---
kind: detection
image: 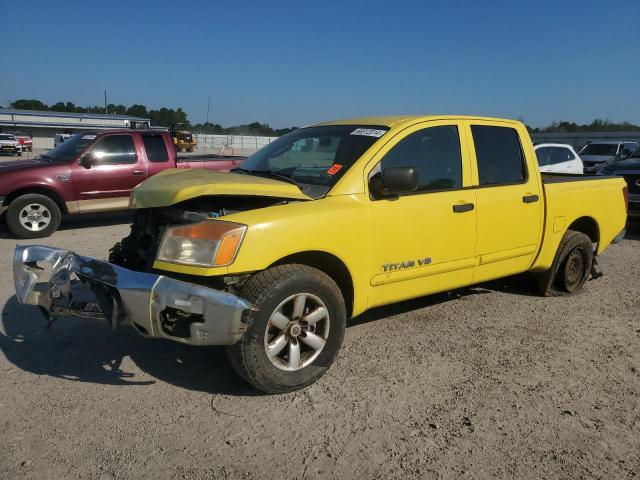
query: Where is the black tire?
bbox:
[6,194,62,239]
[536,230,593,296]
[226,264,346,394]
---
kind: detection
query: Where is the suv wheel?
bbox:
[6,194,62,239]
[226,264,346,394]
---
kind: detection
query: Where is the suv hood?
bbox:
[130,168,312,209]
[0,158,43,172]
[581,155,615,164]
[599,158,640,175]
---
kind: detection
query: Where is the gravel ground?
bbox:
[1,215,639,479]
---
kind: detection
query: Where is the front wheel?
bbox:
[226,264,346,394]
[5,194,62,239]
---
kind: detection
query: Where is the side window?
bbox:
[142,134,169,162]
[535,147,550,166]
[471,126,526,185]
[372,125,462,192]
[542,147,575,165]
[90,135,136,165]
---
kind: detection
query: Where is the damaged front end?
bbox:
[13,245,253,346]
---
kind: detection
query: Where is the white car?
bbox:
[54,133,73,147]
[0,134,23,156]
[534,143,583,174]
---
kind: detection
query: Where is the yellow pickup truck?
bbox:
[14,115,628,393]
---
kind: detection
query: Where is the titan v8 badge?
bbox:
[383,257,431,272]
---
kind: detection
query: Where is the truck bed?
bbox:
[531,172,627,273]
[541,172,617,183]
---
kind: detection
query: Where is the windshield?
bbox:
[238,125,389,197]
[42,133,96,163]
[0,134,16,141]
[579,144,618,156]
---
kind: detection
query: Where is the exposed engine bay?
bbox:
[108,195,289,272]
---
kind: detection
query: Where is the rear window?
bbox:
[142,134,169,162]
[471,125,526,185]
[536,146,575,166]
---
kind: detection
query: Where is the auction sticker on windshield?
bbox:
[326,164,343,175]
[350,128,387,137]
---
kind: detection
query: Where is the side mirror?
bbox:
[79,153,97,168]
[370,167,418,198]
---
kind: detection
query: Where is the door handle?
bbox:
[132,170,145,175]
[523,194,539,203]
[452,203,474,213]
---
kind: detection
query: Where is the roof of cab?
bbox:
[312,115,521,129]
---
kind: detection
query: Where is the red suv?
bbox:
[0,129,245,238]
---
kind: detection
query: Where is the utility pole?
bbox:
[104,90,108,114]
[206,95,211,126]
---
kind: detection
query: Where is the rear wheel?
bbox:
[537,230,593,296]
[226,264,346,394]
[6,194,62,239]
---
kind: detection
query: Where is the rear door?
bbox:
[72,133,146,212]
[465,121,544,283]
[142,133,174,177]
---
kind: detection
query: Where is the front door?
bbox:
[367,121,477,308]
[465,122,543,283]
[72,133,147,212]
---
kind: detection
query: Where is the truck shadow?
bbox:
[1,275,538,395]
[0,296,254,396]
[624,219,640,240]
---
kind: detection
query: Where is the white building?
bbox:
[0,108,150,149]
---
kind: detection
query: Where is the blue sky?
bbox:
[1,0,638,128]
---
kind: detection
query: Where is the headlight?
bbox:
[157,221,246,267]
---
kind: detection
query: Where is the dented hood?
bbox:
[130,169,312,208]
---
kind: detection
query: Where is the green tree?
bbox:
[10,99,49,111]
[126,104,149,118]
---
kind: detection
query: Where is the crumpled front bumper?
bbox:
[13,245,253,346]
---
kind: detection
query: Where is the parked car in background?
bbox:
[11,131,33,152]
[0,134,23,156]
[579,141,639,174]
[0,129,245,238]
[534,143,583,174]
[598,146,640,217]
[54,133,72,147]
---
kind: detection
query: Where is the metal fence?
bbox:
[530,131,640,149]
[194,134,278,156]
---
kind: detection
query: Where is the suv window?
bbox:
[536,146,575,166]
[142,134,169,162]
[471,126,526,185]
[91,135,137,165]
[372,125,462,192]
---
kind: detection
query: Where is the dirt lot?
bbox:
[1,214,639,479]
